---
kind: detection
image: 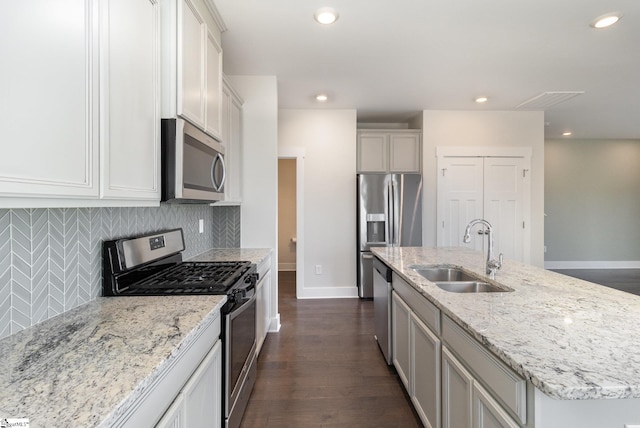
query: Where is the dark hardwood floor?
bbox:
[240,271,422,428]
[551,269,640,296]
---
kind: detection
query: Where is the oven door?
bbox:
[224,291,257,428]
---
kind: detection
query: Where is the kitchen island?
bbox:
[373,246,640,427]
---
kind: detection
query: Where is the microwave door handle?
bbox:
[211,153,226,192]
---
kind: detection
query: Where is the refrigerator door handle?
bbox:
[392,179,399,246]
[388,180,394,246]
[385,181,391,246]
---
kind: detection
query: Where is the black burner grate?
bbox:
[124,261,252,295]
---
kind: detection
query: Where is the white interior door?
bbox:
[437,157,484,249]
[437,153,531,263]
[483,157,529,262]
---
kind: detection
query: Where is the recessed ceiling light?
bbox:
[591,12,622,29]
[562,132,572,136]
[316,94,328,102]
[475,96,488,103]
[314,7,339,25]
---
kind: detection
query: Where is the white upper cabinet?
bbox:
[217,77,243,205]
[0,0,100,202]
[162,0,224,141]
[100,0,160,201]
[0,0,161,207]
[357,130,422,173]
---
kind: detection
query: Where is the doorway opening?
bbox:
[277,149,305,298]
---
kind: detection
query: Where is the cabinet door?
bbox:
[183,340,222,427]
[357,133,388,172]
[178,0,205,128]
[204,30,222,140]
[389,133,421,173]
[100,0,160,201]
[256,270,272,354]
[0,0,99,199]
[473,382,519,428]
[391,291,411,390]
[221,79,243,204]
[156,393,185,428]
[411,313,441,428]
[442,346,473,428]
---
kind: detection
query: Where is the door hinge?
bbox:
[442,168,447,176]
[523,169,529,178]
[523,221,525,229]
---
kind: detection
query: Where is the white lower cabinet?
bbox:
[391,290,440,428]
[389,268,526,428]
[442,346,473,428]
[473,382,519,428]
[392,291,411,390]
[411,313,441,428]
[256,256,272,355]
[157,339,222,428]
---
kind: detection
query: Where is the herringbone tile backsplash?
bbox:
[0,204,240,339]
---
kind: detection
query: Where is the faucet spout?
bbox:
[463,219,503,277]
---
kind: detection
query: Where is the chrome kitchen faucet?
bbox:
[463,219,503,278]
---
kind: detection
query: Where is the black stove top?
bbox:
[102,229,257,297]
[125,261,253,295]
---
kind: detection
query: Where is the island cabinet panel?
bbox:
[411,312,441,428]
[392,284,441,428]
[442,315,527,425]
[442,346,473,428]
[473,381,519,428]
[392,291,411,390]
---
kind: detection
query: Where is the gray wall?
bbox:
[0,204,240,339]
[545,139,640,263]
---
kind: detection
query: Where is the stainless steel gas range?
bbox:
[103,228,257,428]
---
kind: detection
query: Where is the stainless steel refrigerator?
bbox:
[357,173,423,298]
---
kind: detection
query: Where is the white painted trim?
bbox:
[278,263,296,271]
[436,146,532,158]
[297,286,359,299]
[278,148,305,300]
[544,261,640,270]
[268,313,281,333]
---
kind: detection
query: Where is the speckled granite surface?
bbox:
[372,246,640,401]
[0,295,225,427]
[189,248,272,265]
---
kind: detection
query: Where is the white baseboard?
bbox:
[268,313,281,332]
[544,261,640,270]
[296,286,359,299]
[278,263,296,271]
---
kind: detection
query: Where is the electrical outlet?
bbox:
[315,265,322,275]
[544,245,547,253]
[198,219,204,234]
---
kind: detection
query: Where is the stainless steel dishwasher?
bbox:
[373,257,393,365]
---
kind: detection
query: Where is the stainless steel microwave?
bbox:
[161,118,226,203]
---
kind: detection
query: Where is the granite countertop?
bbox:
[0,295,226,427]
[0,247,270,426]
[372,246,640,401]
[188,248,272,265]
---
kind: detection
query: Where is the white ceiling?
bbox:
[215,0,640,139]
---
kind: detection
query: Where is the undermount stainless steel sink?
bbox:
[411,266,513,293]
[412,267,478,282]
[434,281,512,293]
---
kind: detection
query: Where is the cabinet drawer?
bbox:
[392,272,440,334]
[442,315,526,424]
